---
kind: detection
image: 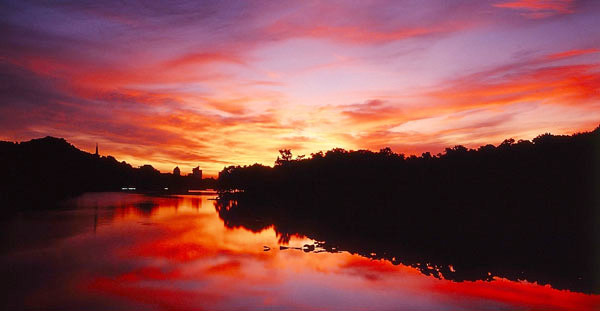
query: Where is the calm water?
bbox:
[1,193,597,310]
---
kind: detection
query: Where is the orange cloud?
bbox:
[430,64,600,109]
[2,1,599,177]
[331,55,600,156]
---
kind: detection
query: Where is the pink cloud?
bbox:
[493,0,575,18]
[546,48,600,60]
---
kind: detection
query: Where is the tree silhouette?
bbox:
[215,125,600,293]
[275,149,293,166]
[0,137,213,206]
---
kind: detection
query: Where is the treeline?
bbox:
[216,126,600,293]
[0,136,214,208]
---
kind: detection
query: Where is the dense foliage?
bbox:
[216,126,600,293]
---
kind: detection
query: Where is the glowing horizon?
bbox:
[1,0,599,176]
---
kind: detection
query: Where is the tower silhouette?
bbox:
[95,143,99,157]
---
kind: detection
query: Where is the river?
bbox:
[1,193,597,310]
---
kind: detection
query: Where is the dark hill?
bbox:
[0,137,210,208]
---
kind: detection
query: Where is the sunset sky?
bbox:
[1,0,599,175]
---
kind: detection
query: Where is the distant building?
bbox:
[192,166,202,179]
[95,143,99,157]
[173,166,181,176]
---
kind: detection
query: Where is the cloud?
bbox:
[431,277,600,310]
[163,52,246,68]
[88,277,217,311]
[259,1,477,45]
[339,257,419,281]
[429,64,600,109]
[493,0,575,18]
[546,48,600,60]
[325,48,600,155]
[1,0,599,175]
[340,99,403,124]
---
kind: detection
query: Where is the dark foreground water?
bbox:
[1,193,598,310]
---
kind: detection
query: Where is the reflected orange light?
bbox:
[73,195,600,310]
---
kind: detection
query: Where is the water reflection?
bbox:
[1,193,598,310]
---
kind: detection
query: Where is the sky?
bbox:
[1,0,599,176]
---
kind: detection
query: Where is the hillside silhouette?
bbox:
[216,126,600,293]
[0,137,214,208]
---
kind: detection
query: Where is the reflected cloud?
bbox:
[2,194,597,310]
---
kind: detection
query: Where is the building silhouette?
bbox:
[192,166,202,179]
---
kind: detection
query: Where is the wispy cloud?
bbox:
[545,48,600,60]
[493,0,575,18]
[1,0,599,174]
